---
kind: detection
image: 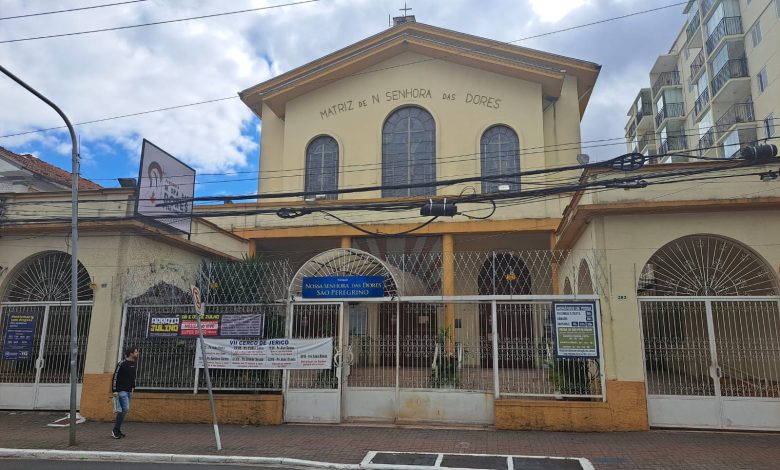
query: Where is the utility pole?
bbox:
[0,65,80,446]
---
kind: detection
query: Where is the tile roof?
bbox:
[0,146,102,191]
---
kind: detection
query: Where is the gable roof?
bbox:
[0,147,102,191]
[240,21,600,119]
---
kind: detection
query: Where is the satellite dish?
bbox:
[576,154,590,166]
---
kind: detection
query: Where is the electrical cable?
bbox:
[0,0,320,44]
[0,0,148,21]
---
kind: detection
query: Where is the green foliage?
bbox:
[549,358,594,396]
[430,326,460,387]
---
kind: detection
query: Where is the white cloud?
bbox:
[0,0,681,179]
[529,0,591,23]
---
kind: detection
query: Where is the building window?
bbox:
[480,125,520,193]
[757,66,768,93]
[750,22,762,47]
[305,135,339,199]
[765,113,776,139]
[382,106,436,197]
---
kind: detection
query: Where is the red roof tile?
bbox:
[0,147,103,191]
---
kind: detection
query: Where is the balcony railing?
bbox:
[690,49,705,79]
[715,101,754,140]
[711,58,749,96]
[694,88,710,116]
[637,133,653,152]
[706,16,743,54]
[652,71,681,97]
[698,126,716,154]
[655,102,685,127]
[701,0,715,17]
[627,119,637,139]
[635,103,653,128]
[660,135,688,155]
[686,11,701,43]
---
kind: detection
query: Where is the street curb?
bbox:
[0,448,361,469]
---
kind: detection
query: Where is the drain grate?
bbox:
[363,451,591,470]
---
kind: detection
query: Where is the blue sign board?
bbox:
[302,276,385,298]
[3,313,37,361]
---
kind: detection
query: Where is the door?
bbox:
[284,302,343,423]
[640,298,780,430]
[0,304,92,410]
[379,303,437,368]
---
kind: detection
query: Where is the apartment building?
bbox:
[626,0,779,161]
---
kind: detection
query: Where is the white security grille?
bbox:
[638,235,780,296]
[3,251,93,302]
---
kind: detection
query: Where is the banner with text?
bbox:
[302,275,384,298]
[195,337,333,370]
[2,313,37,361]
[147,313,264,338]
[552,302,599,359]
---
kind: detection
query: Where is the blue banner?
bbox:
[3,313,37,361]
[302,276,385,298]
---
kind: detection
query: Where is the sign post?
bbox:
[191,285,222,451]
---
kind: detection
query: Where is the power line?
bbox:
[0,1,686,143]
[0,0,148,21]
[0,0,320,44]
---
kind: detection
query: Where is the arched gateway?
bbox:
[0,251,94,409]
[638,235,780,430]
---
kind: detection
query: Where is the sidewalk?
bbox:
[1,411,779,469]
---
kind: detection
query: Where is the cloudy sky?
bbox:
[0,0,683,197]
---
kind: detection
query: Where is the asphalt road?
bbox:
[0,460,302,470]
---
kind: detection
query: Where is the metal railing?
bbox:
[686,10,701,43]
[698,126,716,155]
[656,102,685,127]
[626,119,637,139]
[690,49,705,79]
[706,16,743,54]
[694,88,710,117]
[715,101,754,140]
[123,304,287,391]
[652,70,681,97]
[637,133,653,153]
[711,58,749,96]
[701,0,716,17]
[660,135,688,154]
[635,103,653,128]
[640,298,780,398]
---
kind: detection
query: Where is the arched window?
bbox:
[481,125,520,193]
[3,251,93,302]
[305,135,339,199]
[577,259,594,295]
[382,106,436,197]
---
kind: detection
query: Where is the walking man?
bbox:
[111,346,139,439]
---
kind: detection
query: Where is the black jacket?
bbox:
[112,359,137,392]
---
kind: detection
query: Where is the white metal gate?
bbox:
[0,302,93,409]
[640,297,780,430]
[286,298,605,424]
[284,302,343,423]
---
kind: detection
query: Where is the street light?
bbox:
[0,65,81,446]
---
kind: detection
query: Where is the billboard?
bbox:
[135,139,195,234]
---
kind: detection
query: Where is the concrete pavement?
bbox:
[1,411,779,469]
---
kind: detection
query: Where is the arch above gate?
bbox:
[289,248,427,298]
[2,251,93,302]
[638,234,780,296]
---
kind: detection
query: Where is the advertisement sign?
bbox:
[135,139,196,234]
[146,313,264,338]
[552,302,599,358]
[302,276,385,298]
[195,337,333,370]
[2,313,37,361]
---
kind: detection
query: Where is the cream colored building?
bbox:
[2,16,780,432]
[626,0,779,161]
